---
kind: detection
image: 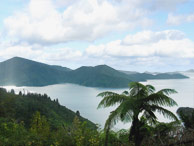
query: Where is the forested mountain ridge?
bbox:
[0,57,188,88]
[0,57,70,86]
[67,65,133,87]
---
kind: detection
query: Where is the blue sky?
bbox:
[0,0,194,72]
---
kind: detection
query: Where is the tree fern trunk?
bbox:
[104,126,110,146]
[129,117,142,146]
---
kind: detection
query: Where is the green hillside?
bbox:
[126,72,188,81]
[68,65,133,87]
[0,88,100,145]
[0,88,95,129]
[0,57,70,86]
[0,57,189,88]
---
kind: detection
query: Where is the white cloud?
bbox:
[4,0,187,44]
[0,29,194,71]
[4,0,150,44]
[86,30,194,58]
[40,48,82,61]
[167,13,194,25]
[122,30,185,45]
[84,30,194,71]
[0,43,43,60]
[0,42,83,66]
[1,0,193,71]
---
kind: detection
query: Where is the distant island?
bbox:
[186,69,194,72]
[0,57,189,88]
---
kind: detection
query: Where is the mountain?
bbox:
[0,57,189,88]
[51,65,72,72]
[0,57,70,86]
[119,70,138,75]
[152,73,188,79]
[0,57,133,87]
[68,65,133,87]
[120,71,188,81]
[186,69,194,72]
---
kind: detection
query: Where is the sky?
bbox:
[0,0,194,72]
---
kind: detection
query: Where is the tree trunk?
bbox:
[129,117,142,146]
[104,127,110,146]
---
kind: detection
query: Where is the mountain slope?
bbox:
[51,65,72,72]
[0,88,95,129]
[0,57,189,88]
[120,71,188,81]
[186,69,194,72]
[67,65,133,87]
[0,57,70,86]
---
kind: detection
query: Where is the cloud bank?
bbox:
[4,0,188,44]
[0,29,193,71]
[0,0,193,71]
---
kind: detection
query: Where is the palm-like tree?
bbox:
[97,82,178,146]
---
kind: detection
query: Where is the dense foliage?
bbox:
[0,57,188,88]
[177,107,194,129]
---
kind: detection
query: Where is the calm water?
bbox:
[2,72,194,130]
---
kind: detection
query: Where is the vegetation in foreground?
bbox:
[98,82,179,146]
[1,82,194,145]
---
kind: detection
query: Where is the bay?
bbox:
[2,72,194,130]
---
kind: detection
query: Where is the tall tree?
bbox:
[97,82,178,146]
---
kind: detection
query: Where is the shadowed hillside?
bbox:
[0,57,189,88]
